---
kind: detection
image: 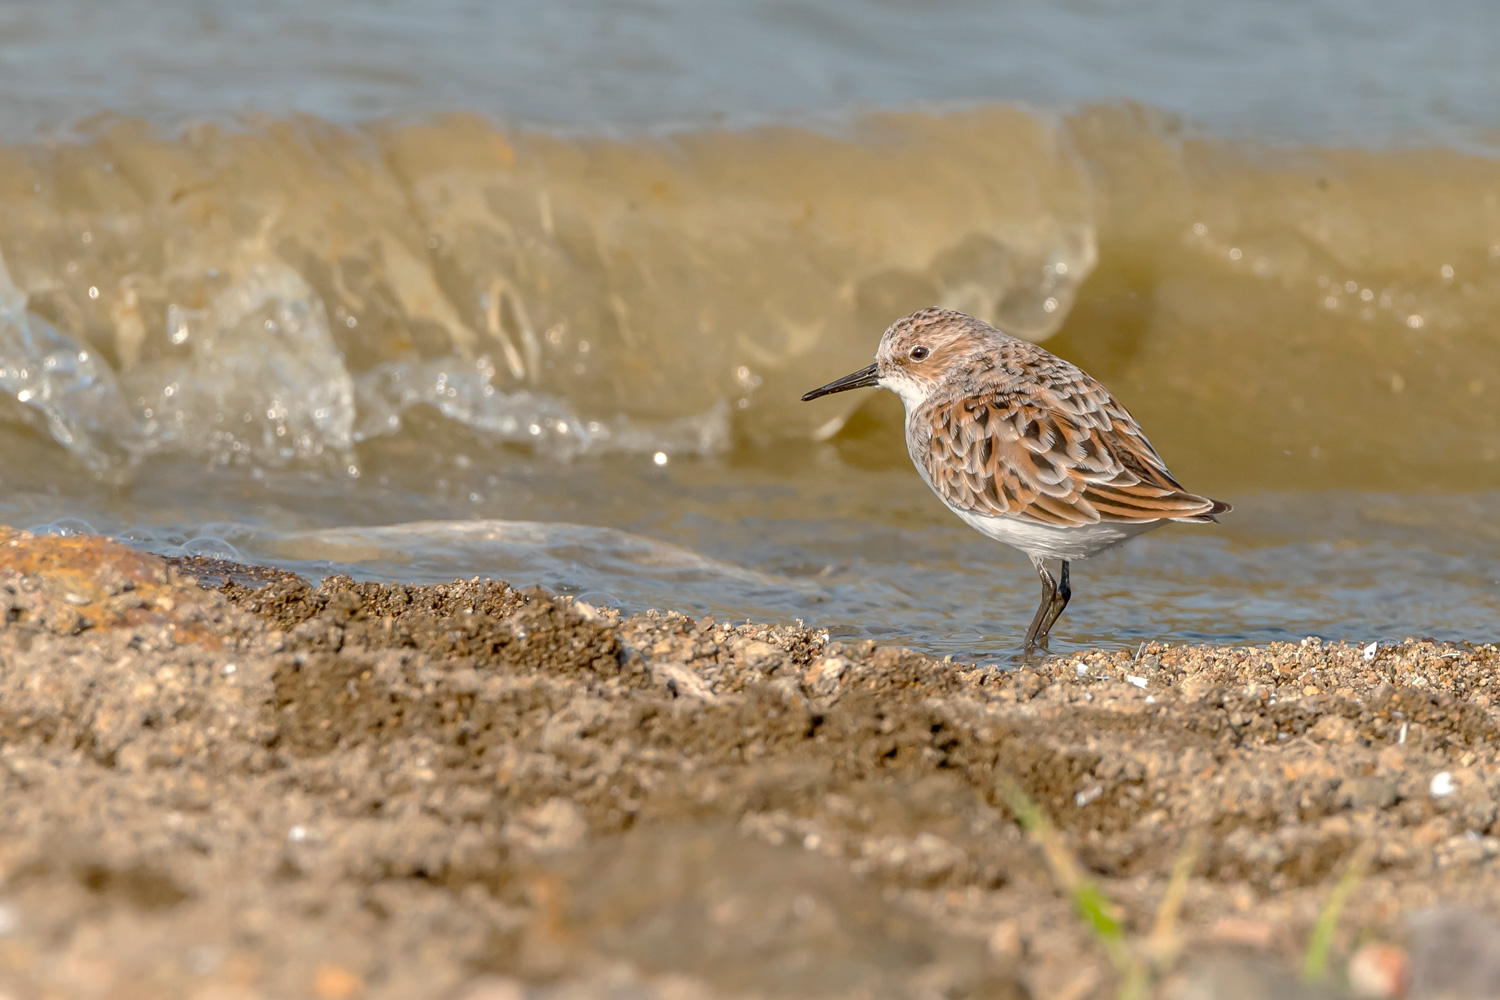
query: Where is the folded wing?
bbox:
[919,374,1229,527]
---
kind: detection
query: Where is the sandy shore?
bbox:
[1,526,1498,999]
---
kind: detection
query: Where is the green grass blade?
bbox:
[1303,842,1373,984]
[996,777,1132,967]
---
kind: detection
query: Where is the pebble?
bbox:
[803,656,849,697]
[739,640,784,672]
[987,919,1022,959]
[1346,942,1407,998]
[314,964,364,999]
[650,661,717,701]
[1074,784,1103,807]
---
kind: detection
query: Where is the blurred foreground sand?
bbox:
[2,526,1498,999]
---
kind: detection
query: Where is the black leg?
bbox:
[1023,555,1056,648]
[1036,559,1072,641]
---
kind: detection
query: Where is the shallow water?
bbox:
[1,2,1498,655]
[4,447,1498,658]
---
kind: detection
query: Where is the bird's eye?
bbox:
[909,346,930,361]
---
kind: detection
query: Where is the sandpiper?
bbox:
[802,307,1229,648]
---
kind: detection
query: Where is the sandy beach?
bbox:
[1,526,1497,999]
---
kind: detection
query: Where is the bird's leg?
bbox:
[1036,559,1072,642]
[1023,555,1056,648]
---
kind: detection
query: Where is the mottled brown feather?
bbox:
[911,337,1224,527]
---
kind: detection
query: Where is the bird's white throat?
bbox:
[878,371,931,411]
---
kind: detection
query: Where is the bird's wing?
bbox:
[918,376,1226,527]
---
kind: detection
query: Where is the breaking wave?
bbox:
[0,103,1497,489]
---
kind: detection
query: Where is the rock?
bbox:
[650,661,717,701]
[739,639,785,672]
[1406,906,1500,1000]
[1347,942,1408,999]
[0,526,227,636]
[803,656,849,697]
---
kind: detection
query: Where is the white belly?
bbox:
[951,507,1164,561]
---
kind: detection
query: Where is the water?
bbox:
[1,0,1498,656]
[5,0,1500,148]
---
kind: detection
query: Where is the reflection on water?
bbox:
[5,453,1497,659]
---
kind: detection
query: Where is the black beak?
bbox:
[801,363,880,401]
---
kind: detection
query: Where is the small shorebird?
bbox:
[802,307,1229,649]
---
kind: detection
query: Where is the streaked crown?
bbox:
[875,308,1013,405]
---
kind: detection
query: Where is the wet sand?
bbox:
[2,527,1498,999]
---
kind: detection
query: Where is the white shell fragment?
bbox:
[1074,784,1104,807]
